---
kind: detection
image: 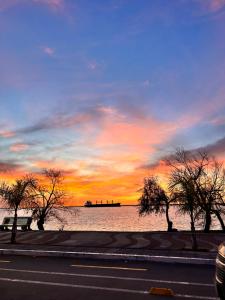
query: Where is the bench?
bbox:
[0,217,32,231]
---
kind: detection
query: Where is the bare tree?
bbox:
[169,171,201,250]
[200,160,225,232]
[138,176,175,232]
[168,148,225,249]
[167,149,211,249]
[0,176,36,243]
[31,169,67,230]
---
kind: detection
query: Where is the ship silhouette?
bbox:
[84,200,121,207]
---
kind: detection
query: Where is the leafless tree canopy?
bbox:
[138,148,225,250]
[31,169,67,230]
[166,148,225,249]
[168,149,225,231]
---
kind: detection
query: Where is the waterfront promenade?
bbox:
[0,231,223,263]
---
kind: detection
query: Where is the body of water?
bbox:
[0,206,221,231]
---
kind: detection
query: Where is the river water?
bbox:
[0,206,221,231]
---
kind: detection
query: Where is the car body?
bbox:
[216,242,225,299]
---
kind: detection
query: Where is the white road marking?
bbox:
[0,260,10,263]
[0,276,218,299]
[0,248,215,264]
[0,267,214,287]
[176,294,219,300]
[71,264,147,271]
[0,277,148,295]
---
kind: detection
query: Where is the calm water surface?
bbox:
[0,206,221,231]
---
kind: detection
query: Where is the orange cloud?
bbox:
[1,153,224,207]
[2,100,225,206]
[63,169,147,206]
[31,159,73,171]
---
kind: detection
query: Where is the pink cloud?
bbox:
[196,0,225,15]
[177,85,225,129]
[95,117,178,153]
[209,116,225,126]
[202,0,225,12]
[0,130,15,138]
[10,143,29,152]
[32,0,65,12]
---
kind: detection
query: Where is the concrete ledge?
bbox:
[0,248,215,265]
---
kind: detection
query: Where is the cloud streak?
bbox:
[0,0,65,12]
[10,143,29,152]
[33,0,65,11]
[12,106,107,135]
[0,160,22,172]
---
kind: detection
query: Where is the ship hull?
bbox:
[84,203,121,207]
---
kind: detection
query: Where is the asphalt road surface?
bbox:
[0,255,218,300]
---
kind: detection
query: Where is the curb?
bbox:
[0,248,215,265]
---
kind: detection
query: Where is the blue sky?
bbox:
[0,0,225,204]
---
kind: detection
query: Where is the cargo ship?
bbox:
[84,201,121,207]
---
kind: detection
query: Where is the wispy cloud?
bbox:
[10,143,29,152]
[86,59,106,72]
[0,130,15,138]
[95,117,177,153]
[0,0,19,12]
[33,0,65,12]
[196,135,225,157]
[197,0,225,14]
[87,61,98,70]
[0,0,65,13]
[41,46,55,56]
[10,105,113,135]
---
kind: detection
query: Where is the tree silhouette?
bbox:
[0,176,36,243]
[138,176,174,232]
[31,169,67,230]
[168,148,225,234]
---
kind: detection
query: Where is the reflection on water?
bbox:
[0,206,221,231]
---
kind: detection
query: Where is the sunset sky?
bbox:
[0,0,225,205]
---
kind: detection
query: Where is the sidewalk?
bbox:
[0,230,223,264]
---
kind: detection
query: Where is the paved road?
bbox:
[0,255,219,300]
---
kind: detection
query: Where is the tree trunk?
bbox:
[214,210,225,232]
[37,217,45,230]
[190,212,198,250]
[165,204,173,232]
[11,207,18,244]
[204,211,211,233]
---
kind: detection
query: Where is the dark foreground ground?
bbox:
[0,255,218,300]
